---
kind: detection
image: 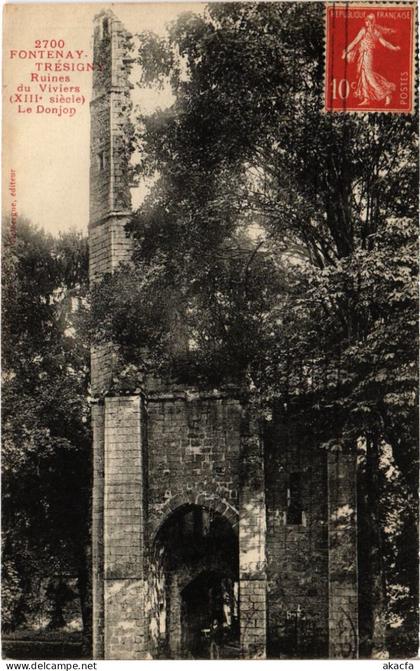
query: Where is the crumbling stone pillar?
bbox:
[328,451,358,658]
[168,574,181,658]
[239,407,267,659]
[103,396,147,658]
[91,401,105,658]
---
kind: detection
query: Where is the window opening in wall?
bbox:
[159,602,166,637]
[97,150,106,171]
[102,18,109,37]
[286,472,303,525]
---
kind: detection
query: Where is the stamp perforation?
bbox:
[323,1,417,114]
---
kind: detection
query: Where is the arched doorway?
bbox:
[149,504,239,658]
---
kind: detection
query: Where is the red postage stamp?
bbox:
[325,3,416,113]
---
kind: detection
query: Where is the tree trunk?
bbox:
[365,436,388,659]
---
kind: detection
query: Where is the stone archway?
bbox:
[148,503,239,659]
[154,492,239,538]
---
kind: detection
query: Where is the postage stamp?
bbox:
[325,3,416,113]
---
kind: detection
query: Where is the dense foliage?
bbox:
[2,220,91,648]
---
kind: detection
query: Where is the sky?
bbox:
[3,2,205,235]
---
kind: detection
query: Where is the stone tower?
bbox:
[89,10,139,659]
[89,10,359,660]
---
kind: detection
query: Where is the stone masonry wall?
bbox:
[90,96,111,224]
[239,410,267,659]
[90,12,131,225]
[146,391,242,539]
[145,391,242,658]
[265,418,329,658]
[145,392,267,659]
[103,396,147,659]
[89,217,133,395]
[91,402,105,658]
[89,217,132,284]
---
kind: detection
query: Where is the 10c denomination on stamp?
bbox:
[325,3,416,113]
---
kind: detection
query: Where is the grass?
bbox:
[2,628,85,660]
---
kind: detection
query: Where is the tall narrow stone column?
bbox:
[103,396,146,658]
[89,10,147,659]
[91,401,105,658]
[239,407,267,659]
[328,452,358,658]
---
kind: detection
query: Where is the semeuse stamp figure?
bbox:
[342,13,400,106]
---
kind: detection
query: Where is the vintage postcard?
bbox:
[2,1,418,662]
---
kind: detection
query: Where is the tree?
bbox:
[2,219,92,651]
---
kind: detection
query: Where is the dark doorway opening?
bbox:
[181,571,239,658]
[152,504,239,658]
